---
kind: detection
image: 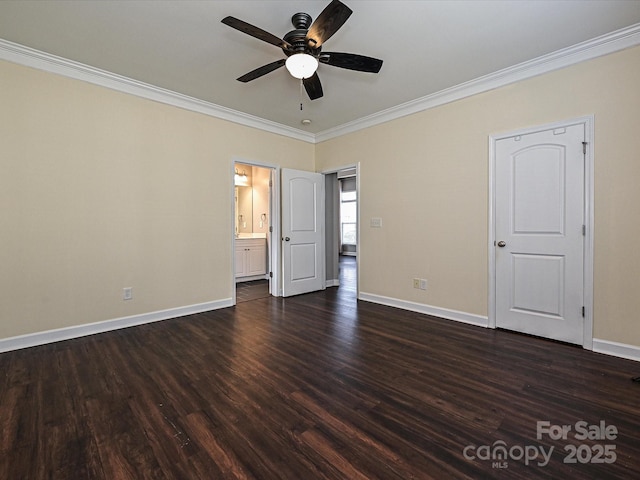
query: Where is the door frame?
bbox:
[321,162,360,299]
[230,159,282,305]
[487,116,594,349]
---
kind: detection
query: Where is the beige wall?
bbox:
[316,45,640,347]
[0,60,313,339]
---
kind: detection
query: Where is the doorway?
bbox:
[233,162,274,303]
[489,117,594,348]
[324,165,359,297]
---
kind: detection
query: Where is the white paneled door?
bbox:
[281,168,325,297]
[495,123,585,345]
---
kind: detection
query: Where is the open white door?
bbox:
[282,168,325,297]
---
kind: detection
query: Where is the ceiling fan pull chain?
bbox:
[299,79,304,111]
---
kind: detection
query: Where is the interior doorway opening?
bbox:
[234,162,273,303]
[324,165,358,296]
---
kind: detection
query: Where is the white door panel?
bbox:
[511,254,564,317]
[290,179,317,231]
[290,244,318,280]
[512,146,565,234]
[495,124,585,344]
[282,169,325,297]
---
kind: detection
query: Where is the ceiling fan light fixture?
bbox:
[285,53,318,79]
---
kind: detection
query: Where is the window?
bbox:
[340,179,357,246]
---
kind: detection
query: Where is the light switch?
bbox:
[370,217,382,228]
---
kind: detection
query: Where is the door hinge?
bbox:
[269,180,273,187]
[269,271,273,278]
[582,306,585,317]
[582,224,586,236]
[269,226,273,233]
[582,142,587,155]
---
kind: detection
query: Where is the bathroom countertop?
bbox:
[236,233,267,239]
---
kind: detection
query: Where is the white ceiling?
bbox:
[1,1,640,137]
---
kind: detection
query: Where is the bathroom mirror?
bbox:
[234,163,270,237]
[235,186,253,234]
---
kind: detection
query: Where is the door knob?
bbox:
[284,237,290,242]
[497,241,506,247]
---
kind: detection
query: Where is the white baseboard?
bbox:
[326,279,340,288]
[358,292,489,328]
[592,338,640,362]
[0,298,233,353]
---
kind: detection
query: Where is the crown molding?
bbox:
[2,23,640,145]
[315,23,640,143]
[0,38,315,144]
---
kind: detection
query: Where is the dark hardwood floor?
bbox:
[1,255,639,479]
[236,279,269,303]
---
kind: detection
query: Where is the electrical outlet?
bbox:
[123,287,133,300]
[413,278,427,290]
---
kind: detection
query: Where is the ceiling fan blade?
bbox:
[222,16,292,50]
[306,0,352,49]
[319,52,383,73]
[237,59,286,83]
[303,73,324,100]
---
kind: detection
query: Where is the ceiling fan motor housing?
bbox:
[291,12,312,29]
[284,13,320,56]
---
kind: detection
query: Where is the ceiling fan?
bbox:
[221,0,383,101]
